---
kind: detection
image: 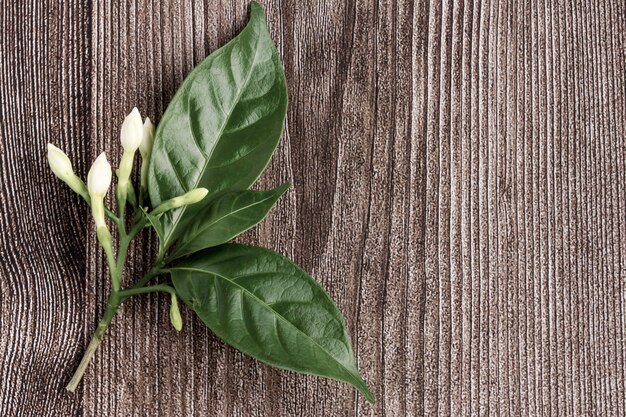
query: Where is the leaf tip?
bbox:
[278,182,291,194]
[249,1,265,17]
[353,375,375,404]
[362,387,376,404]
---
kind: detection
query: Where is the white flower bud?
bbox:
[87,152,112,199]
[47,143,89,198]
[120,107,143,152]
[138,118,155,201]
[139,117,155,157]
[47,143,74,181]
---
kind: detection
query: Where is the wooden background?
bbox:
[0,0,624,415]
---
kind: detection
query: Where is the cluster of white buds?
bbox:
[47,142,114,250]
[46,108,152,249]
[47,108,209,255]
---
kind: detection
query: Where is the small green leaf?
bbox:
[170,244,374,403]
[170,183,290,259]
[148,1,288,250]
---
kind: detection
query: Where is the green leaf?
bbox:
[170,183,290,260]
[148,1,288,250]
[170,244,374,403]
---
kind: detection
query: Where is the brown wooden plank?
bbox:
[1,0,625,415]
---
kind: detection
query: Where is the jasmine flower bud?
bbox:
[47,143,74,181]
[117,108,143,207]
[139,118,155,200]
[177,188,209,206]
[120,107,143,152]
[151,188,208,215]
[87,152,112,198]
[47,143,89,199]
[87,152,112,229]
[139,117,154,158]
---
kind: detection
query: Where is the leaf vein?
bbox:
[172,266,363,385]
[163,28,264,247]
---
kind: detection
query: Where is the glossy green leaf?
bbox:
[170,244,374,403]
[148,1,288,250]
[170,183,290,260]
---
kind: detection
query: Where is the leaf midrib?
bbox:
[163,30,263,248]
[172,265,366,389]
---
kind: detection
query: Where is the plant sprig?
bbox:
[49,110,208,392]
[47,1,374,404]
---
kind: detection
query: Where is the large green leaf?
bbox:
[148,2,287,249]
[170,183,290,259]
[170,244,374,403]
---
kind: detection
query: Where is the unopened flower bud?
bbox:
[47,144,89,199]
[169,293,183,332]
[139,118,155,200]
[47,143,74,181]
[87,152,111,229]
[178,188,209,206]
[139,117,155,158]
[120,107,143,152]
[87,152,112,199]
[117,108,143,206]
[151,188,208,216]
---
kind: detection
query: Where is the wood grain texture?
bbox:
[1,0,624,416]
[0,0,91,415]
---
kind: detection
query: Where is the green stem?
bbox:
[68,208,137,391]
[66,292,122,393]
[68,182,166,393]
[130,263,163,290]
[116,188,127,235]
[128,216,147,238]
[79,193,121,228]
[119,284,176,299]
[114,216,147,288]
[67,205,163,392]
[116,234,130,280]
[104,208,120,225]
[101,239,120,292]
